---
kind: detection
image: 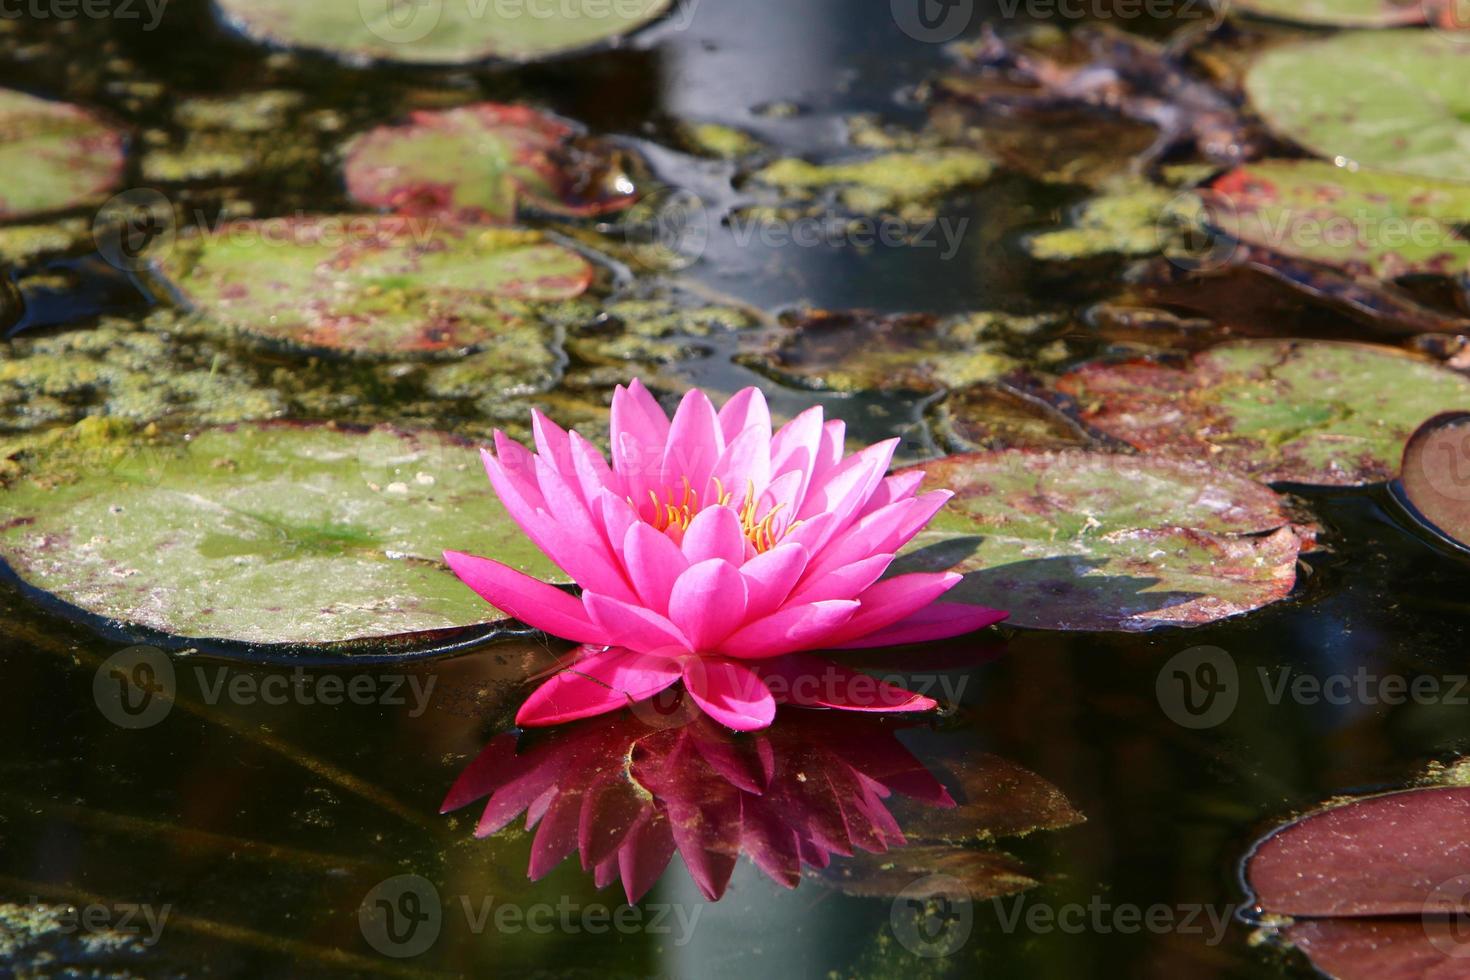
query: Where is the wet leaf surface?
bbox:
[932,383,1096,453]
[0,88,125,221]
[1205,161,1470,279]
[900,450,1304,630]
[1395,412,1470,552]
[1059,340,1470,486]
[151,217,592,358]
[1246,31,1470,181]
[0,422,567,648]
[214,0,673,65]
[343,103,642,224]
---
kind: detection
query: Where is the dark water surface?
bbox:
[2,2,1468,977]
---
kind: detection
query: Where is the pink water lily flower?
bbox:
[445,381,1007,731]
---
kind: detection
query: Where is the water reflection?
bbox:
[442,698,956,902]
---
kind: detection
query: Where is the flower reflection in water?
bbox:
[442,698,955,902]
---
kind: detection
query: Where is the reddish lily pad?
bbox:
[1396,413,1470,552]
[901,450,1303,631]
[1246,31,1470,182]
[150,217,592,358]
[343,103,641,224]
[0,422,568,649]
[1204,162,1470,280]
[1245,785,1470,978]
[0,88,125,221]
[1059,341,1470,487]
[214,0,674,66]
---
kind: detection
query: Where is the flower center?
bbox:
[637,477,790,553]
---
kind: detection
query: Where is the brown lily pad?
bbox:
[901,450,1304,631]
[1059,340,1470,487]
[1396,413,1470,553]
[896,750,1086,844]
[932,384,1095,453]
[343,103,642,224]
[150,217,592,359]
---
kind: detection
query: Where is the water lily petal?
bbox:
[515,646,681,726]
[739,541,809,618]
[823,572,965,646]
[683,658,776,731]
[661,387,724,494]
[681,504,746,566]
[835,601,1009,648]
[623,520,689,614]
[789,553,893,604]
[583,592,692,655]
[717,386,772,446]
[752,652,938,712]
[719,599,860,659]
[443,550,605,643]
[669,558,748,651]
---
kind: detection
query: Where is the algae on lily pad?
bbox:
[1059,340,1470,486]
[343,104,643,223]
[750,149,994,214]
[900,450,1304,631]
[0,88,125,221]
[0,422,567,649]
[1246,31,1470,181]
[214,0,673,65]
[741,310,1021,394]
[1204,161,1470,279]
[151,217,592,358]
[1023,179,1176,261]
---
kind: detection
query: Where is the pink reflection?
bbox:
[442,699,954,902]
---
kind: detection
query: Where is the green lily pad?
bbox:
[1246,31,1470,181]
[1395,412,1470,552]
[0,88,125,221]
[1059,340,1470,486]
[150,217,592,358]
[1229,0,1429,26]
[900,450,1303,631]
[343,103,642,224]
[740,310,1020,394]
[214,0,673,65]
[1205,161,1470,279]
[0,422,566,649]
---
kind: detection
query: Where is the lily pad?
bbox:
[1229,0,1429,26]
[816,845,1037,900]
[900,450,1303,631]
[1246,31,1470,181]
[214,0,673,65]
[0,88,125,221]
[750,149,994,213]
[740,310,1020,394]
[1395,412,1470,552]
[150,217,592,358]
[1205,161,1470,279]
[343,104,642,224]
[932,384,1095,453]
[1059,340,1470,486]
[0,422,567,649]
[895,749,1086,844]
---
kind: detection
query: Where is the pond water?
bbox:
[3,1,1470,977]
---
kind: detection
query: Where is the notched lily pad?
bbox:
[1395,412,1470,553]
[1059,340,1470,486]
[901,450,1304,631]
[1246,31,1470,181]
[214,0,674,66]
[0,422,567,649]
[0,88,125,221]
[740,310,1024,394]
[1205,161,1470,280]
[151,217,592,359]
[343,103,643,224]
